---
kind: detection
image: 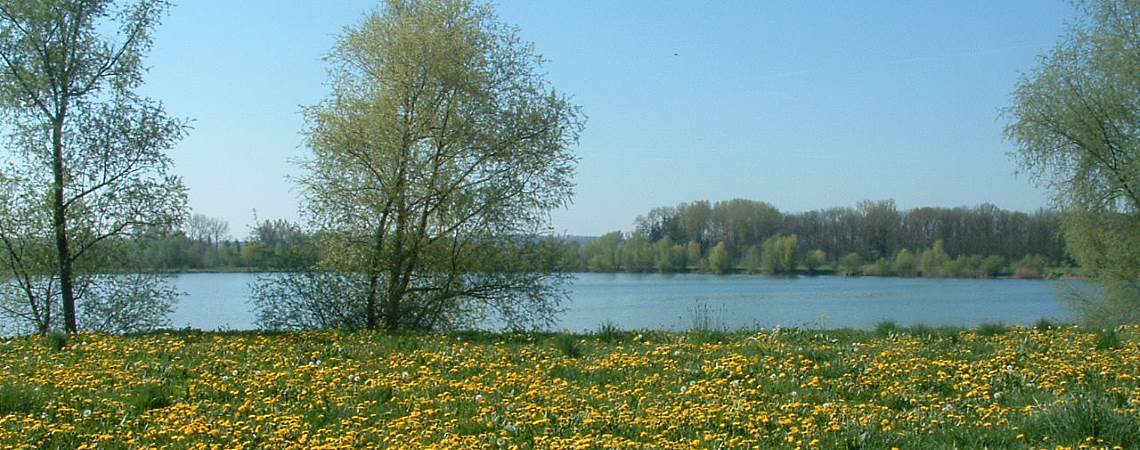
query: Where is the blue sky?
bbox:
[139,1,1077,238]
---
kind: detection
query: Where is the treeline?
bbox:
[560,199,1067,278]
[129,200,1068,279]
[131,218,319,272]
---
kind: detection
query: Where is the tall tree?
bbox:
[185,213,229,248]
[1006,0,1139,325]
[267,0,582,332]
[0,0,186,333]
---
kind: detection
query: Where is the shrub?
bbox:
[892,249,917,277]
[979,255,1006,277]
[862,258,890,276]
[1095,328,1122,350]
[595,321,625,343]
[553,335,582,359]
[874,320,902,337]
[839,253,862,276]
[976,322,1009,337]
[129,383,179,413]
[1014,255,1048,279]
[708,241,732,274]
[47,332,68,352]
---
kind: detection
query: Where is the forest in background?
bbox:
[568,199,1065,277]
[134,199,1067,279]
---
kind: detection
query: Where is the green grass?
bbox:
[1095,327,1122,350]
[0,384,47,415]
[594,321,626,343]
[553,333,583,358]
[976,322,1011,336]
[1018,392,1140,445]
[46,332,68,352]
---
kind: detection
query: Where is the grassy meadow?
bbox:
[0,324,1138,449]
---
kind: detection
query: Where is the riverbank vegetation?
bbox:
[566,200,1068,278]
[0,324,1136,449]
[124,200,1069,280]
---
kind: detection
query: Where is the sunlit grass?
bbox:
[0,324,1136,449]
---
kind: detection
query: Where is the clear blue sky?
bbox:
[138,0,1078,238]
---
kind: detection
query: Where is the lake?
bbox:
[168,272,1075,332]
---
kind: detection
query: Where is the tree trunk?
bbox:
[50,117,77,333]
[366,271,380,329]
[382,266,402,332]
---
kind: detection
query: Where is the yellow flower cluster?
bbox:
[0,326,1136,449]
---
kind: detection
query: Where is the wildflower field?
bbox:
[0,324,1138,449]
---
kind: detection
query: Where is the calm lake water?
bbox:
[168,273,1074,332]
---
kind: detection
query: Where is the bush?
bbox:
[708,241,732,274]
[805,249,828,274]
[976,322,1009,337]
[553,335,582,359]
[1095,328,1122,350]
[839,253,862,276]
[129,383,180,413]
[595,321,625,343]
[892,249,917,277]
[862,258,890,277]
[874,320,902,337]
[1013,266,1044,279]
[47,332,68,352]
[979,255,1006,277]
[251,271,371,331]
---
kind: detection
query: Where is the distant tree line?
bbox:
[562,199,1067,278]
[128,215,319,272]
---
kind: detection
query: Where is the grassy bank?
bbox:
[0,325,1137,449]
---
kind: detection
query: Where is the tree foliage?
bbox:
[1006,0,1140,325]
[186,214,229,248]
[760,234,798,274]
[630,199,1064,267]
[805,249,828,274]
[838,253,862,277]
[892,249,917,277]
[565,199,1061,277]
[920,240,950,278]
[0,0,186,333]
[256,0,582,332]
[708,241,732,274]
